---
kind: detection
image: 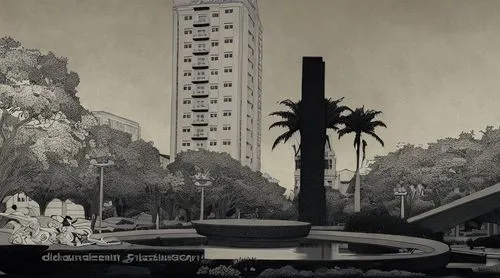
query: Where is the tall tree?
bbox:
[0,37,90,201]
[269,97,349,151]
[338,106,387,212]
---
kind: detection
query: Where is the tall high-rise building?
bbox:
[171,0,263,171]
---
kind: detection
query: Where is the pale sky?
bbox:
[1,0,500,192]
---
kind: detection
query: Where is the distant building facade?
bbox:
[262,172,280,184]
[92,111,141,141]
[293,136,339,197]
[44,199,85,219]
[160,154,171,169]
[2,192,40,216]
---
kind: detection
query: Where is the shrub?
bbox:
[468,235,500,249]
[258,266,425,277]
[266,206,298,221]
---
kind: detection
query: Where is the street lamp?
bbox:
[90,160,115,233]
[394,186,408,219]
[193,170,213,220]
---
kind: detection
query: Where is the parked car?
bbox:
[95,217,154,232]
[131,213,155,230]
[94,217,135,232]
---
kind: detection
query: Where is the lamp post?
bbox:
[90,160,115,233]
[193,170,212,220]
[394,186,408,219]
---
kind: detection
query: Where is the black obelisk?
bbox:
[298,57,327,226]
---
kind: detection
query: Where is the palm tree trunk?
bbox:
[354,140,361,213]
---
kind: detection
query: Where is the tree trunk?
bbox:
[39,200,48,216]
[354,139,361,213]
[90,185,100,231]
[114,198,124,217]
[185,208,191,222]
[81,201,91,220]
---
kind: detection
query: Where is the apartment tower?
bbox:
[171,0,263,171]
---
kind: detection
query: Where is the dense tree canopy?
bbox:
[360,127,500,218]
[167,150,290,219]
[0,37,90,200]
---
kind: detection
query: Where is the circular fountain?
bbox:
[191,219,311,248]
[0,219,452,276]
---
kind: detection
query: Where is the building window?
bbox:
[223,82,232,88]
[212,13,219,17]
[224,24,234,29]
[224,38,233,44]
[211,70,218,75]
[211,41,219,47]
[210,113,217,118]
[224,68,232,73]
[210,84,218,90]
[224,52,233,58]
[223,125,231,131]
[182,127,191,132]
[325,159,333,169]
[184,71,192,76]
[223,140,231,145]
[223,96,232,102]
[182,99,191,104]
[182,142,191,147]
[184,15,193,20]
[210,99,217,104]
[212,27,219,32]
[211,56,219,61]
[210,141,217,146]
[183,85,192,90]
[184,43,192,49]
[224,9,233,14]
[223,111,232,116]
[183,113,191,119]
[210,126,217,131]
[184,29,193,35]
[184,57,192,63]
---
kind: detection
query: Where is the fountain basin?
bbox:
[191,219,312,240]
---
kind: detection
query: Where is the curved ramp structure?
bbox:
[307,230,450,272]
[111,228,451,272]
[408,182,500,232]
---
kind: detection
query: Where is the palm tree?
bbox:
[338,106,387,212]
[269,97,349,151]
[269,99,300,151]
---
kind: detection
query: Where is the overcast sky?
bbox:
[2,0,500,192]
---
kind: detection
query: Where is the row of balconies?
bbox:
[192,43,210,55]
[192,57,209,69]
[191,100,209,112]
[191,126,209,140]
[192,84,209,97]
[193,14,210,27]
